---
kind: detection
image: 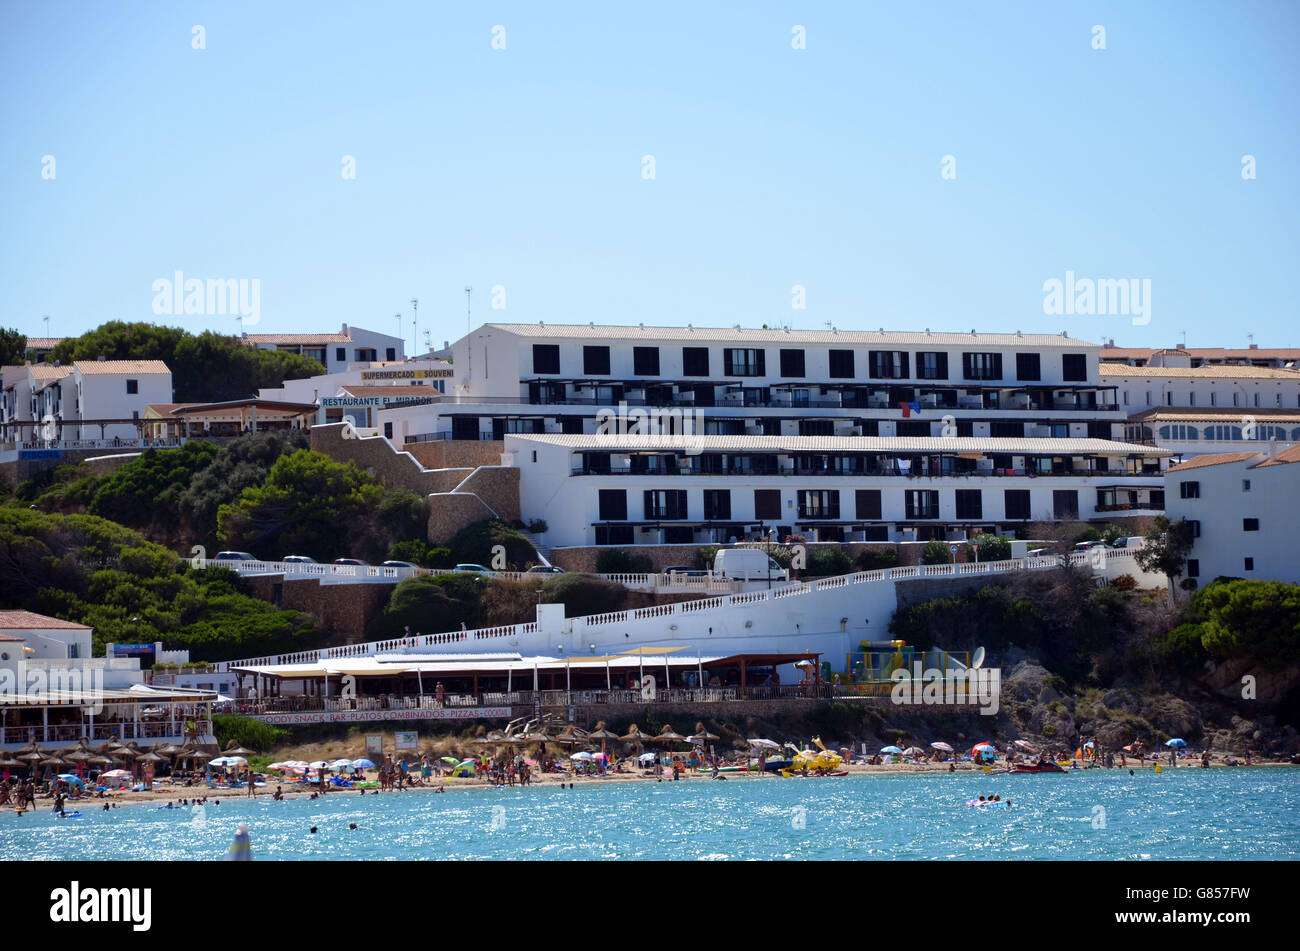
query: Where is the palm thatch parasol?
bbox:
[651,725,687,745]
[15,750,47,763]
[0,756,24,768]
[223,744,257,757]
[688,722,720,743]
[554,726,587,748]
[585,721,620,753]
[137,752,167,763]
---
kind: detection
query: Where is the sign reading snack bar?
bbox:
[253,707,512,725]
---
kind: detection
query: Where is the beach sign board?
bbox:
[365,734,383,754]
[395,731,418,751]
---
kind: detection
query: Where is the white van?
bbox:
[713,548,789,582]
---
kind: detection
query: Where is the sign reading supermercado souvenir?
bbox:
[252,707,512,725]
[360,368,453,381]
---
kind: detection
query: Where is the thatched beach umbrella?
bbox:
[16,750,47,763]
[0,756,24,769]
[223,744,257,757]
[554,726,587,749]
[688,722,719,744]
[652,725,687,746]
[586,722,620,753]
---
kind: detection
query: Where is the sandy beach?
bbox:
[8,753,1288,814]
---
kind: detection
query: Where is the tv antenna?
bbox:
[410,298,419,357]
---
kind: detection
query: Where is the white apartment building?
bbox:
[243,323,406,375]
[390,324,1124,447]
[1101,342,1300,370]
[1164,445,1300,589]
[1108,361,1300,458]
[505,432,1170,547]
[3,360,173,444]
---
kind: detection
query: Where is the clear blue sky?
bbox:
[3,1,1297,350]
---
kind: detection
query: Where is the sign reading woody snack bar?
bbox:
[360,368,454,381]
[252,707,512,725]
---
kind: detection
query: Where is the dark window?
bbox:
[595,526,633,545]
[703,489,731,521]
[858,419,880,436]
[560,416,584,434]
[1180,481,1200,499]
[598,489,627,521]
[1150,490,1164,507]
[799,420,834,436]
[855,489,882,520]
[896,420,929,437]
[990,421,1025,438]
[779,349,805,378]
[1187,520,1201,537]
[383,422,393,439]
[451,417,479,440]
[797,489,839,519]
[955,489,982,519]
[386,347,396,361]
[863,526,889,542]
[1186,559,1199,578]
[905,490,939,519]
[1004,490,1031,520]
[125,379,138,395]
[1244,557,1254,571]
[632,347,660,376]
[583,346,611,376]
[1015,353,1041,381]
[828,350,855,378]
[955,419,974,437]
[1087,421,1112,439]
[644,489,687,520]
[533,344,561,375]
[754,489,782,520]
[335,347,346,363]
[962,352,1002,380]
[1052,490,1078,519]
[916,352,948,380]
[1062,353,1087,382]
[1243,518,1259,531]
[723,348,766,377]
[682,347,710,377]
[869,351,909,379]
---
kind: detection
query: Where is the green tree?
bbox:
[597,549,655,573]
[856,548,899,571]
[807,546,852,576]
[1193,579,1300,670]
[1134,515,1195,594]
[539,573,627,616]
[1100,522,1127,547]
[920,539,952,565]
[217,450,382,560]
[0,327,27,365]
[965,533,1012,562]
[447,518,538,570]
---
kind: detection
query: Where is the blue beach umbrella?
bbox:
[1165,738,1187,748]
[57,774,85,788]
[352,758,376,769]
[880,746,904,754]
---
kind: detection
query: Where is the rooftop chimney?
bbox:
[1175,343,1186,350]
[1249,344,1259,350]
[341,323,349,336]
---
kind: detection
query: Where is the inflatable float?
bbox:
[964,799,1009,808]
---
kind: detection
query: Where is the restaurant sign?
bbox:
[253,706,512,725]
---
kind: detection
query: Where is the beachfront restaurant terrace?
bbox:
[0,685,217,750]
[227,651,828,718]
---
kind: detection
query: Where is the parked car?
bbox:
[214,551,258,563]
[332,558,368,567]
[663,565,707,577]
[526,565,565,575]
[453,563,494,576]
[380,560,419,569]
[282,555,317,564]
[1073,541,1102,553]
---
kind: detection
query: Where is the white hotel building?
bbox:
[372,324,1171,545]
[1,359,173,444]
[1164,445,1300,589]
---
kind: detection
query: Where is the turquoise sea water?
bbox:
[4,768,1298,860]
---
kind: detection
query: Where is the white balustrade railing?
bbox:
[214,552,1119,672]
